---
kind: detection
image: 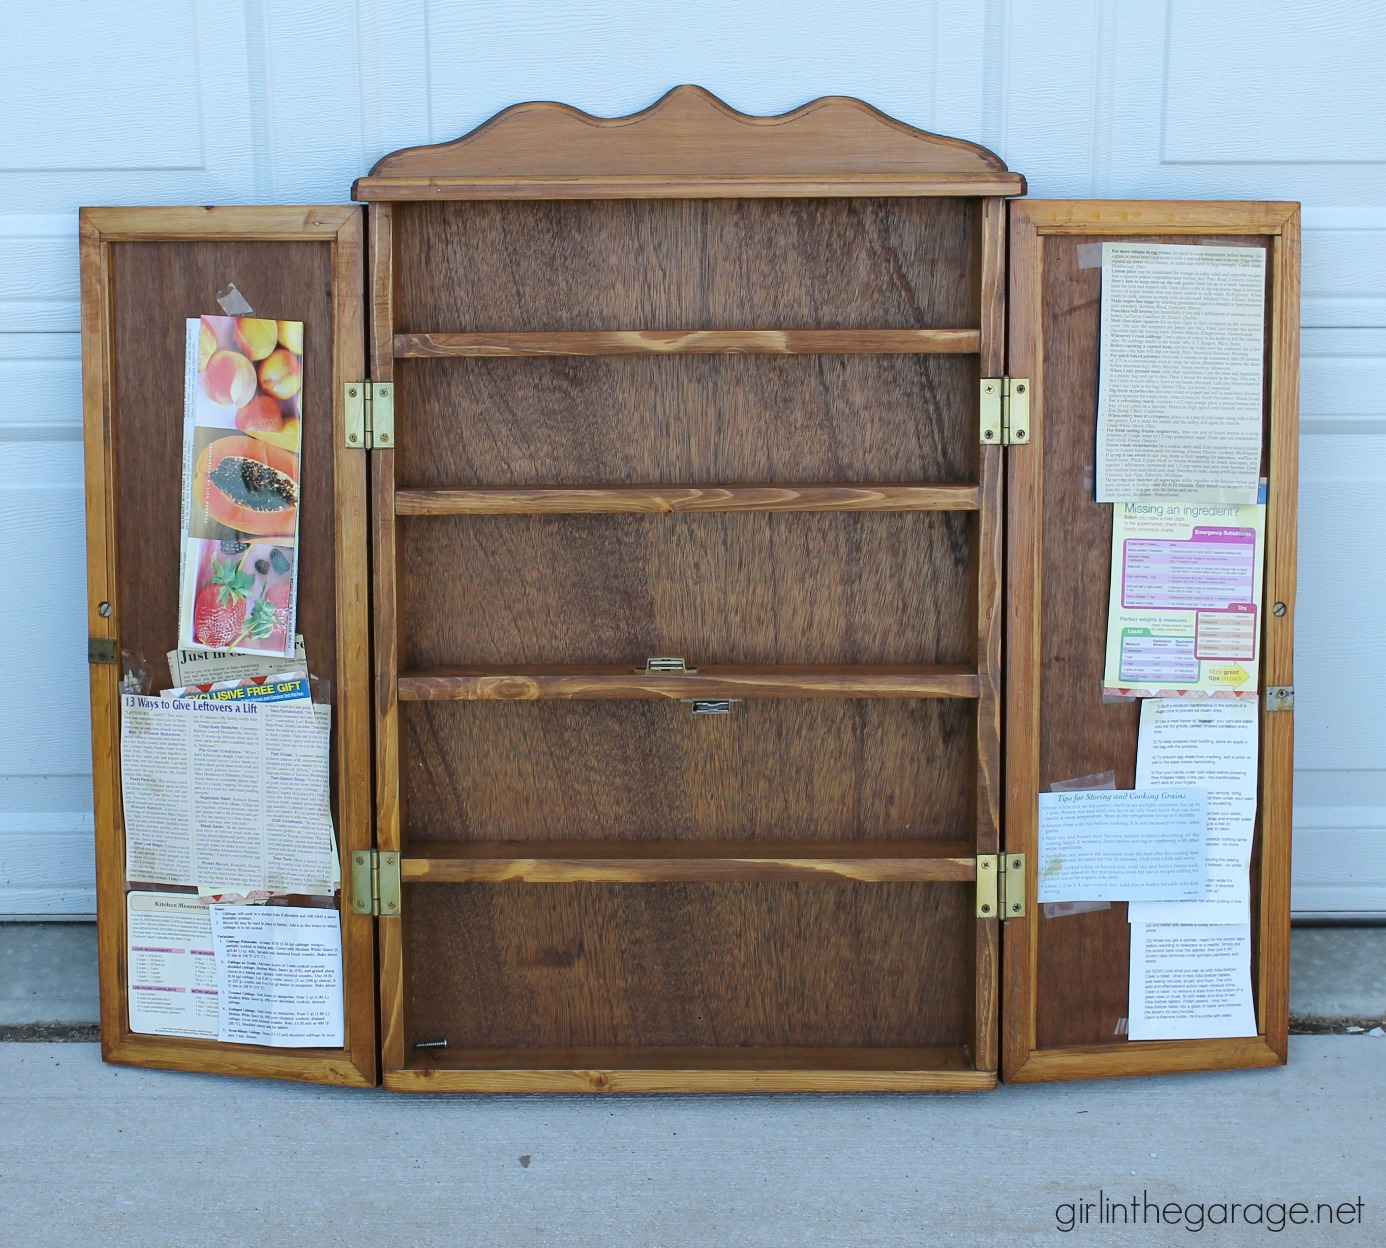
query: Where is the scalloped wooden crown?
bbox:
[354,85,1023,199]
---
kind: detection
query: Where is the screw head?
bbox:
[980,904,992,915]
[1273,602,1287,617]
[983,429,995,440]
[1014,429,1026,440]
[1014,383,1026,394]
[98,601,112,618]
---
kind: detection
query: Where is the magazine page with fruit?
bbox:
[177,315,303,657]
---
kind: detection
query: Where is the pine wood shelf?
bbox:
[386,1046,995,1093]
[393,328,981,357]
[395,664,981,702]
[401,839,977,883]
[394,484,981,516]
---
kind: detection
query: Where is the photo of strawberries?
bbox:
[191,556,254,648]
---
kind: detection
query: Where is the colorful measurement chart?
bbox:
[1104,501,1264,699]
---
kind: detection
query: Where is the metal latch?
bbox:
[977,853,1027,919]
[88,637,118,665]
[1266,686,1294,712]
[344,381,395,449]
[979,377,1031,446]
[688,699,734,715]
[642,656,696,674]
[350,849,401,917]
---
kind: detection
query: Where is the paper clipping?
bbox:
[127,892,219,1039]
[178,315,303,658]
[168,634,307,688]
[1128,922,1257,1041]
[1037,789,1207,903]
[1129,699,1258,924]
[120,694,336,897]
[128,893,344,1047]
[1096,243,1265,504]
[211,906,344,1047]
[1104,500,1265,698]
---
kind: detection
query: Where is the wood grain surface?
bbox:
[392,353,979,489]
[394,484,979,515]
[397,665,979,702]
[399,511,972,668]
[391,197,979,333]
[393,329,980,356]
[401,698,974,843]
[400,839,977,883]
[405,881,973,1050]
[357,84,1021,190]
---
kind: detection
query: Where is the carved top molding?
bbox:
[354,85,1024,200]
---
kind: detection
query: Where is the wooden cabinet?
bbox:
[80,87,1298,1091]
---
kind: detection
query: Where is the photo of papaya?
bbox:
[192,433,299,536]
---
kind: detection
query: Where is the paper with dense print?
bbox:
[211,906,344,1047]
[1096,243,1265,504]
[1128,922,1257,1040]
[1103,500,1265,699]
[1037,788,1207,903]
[1128,699,1258,925]
[126,892,219,1039]
[120,694,336,897]
[177,315,303,658]
[167,635,307,688]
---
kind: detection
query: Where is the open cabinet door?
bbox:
[1003,200,1299,1082]
[81,207,376,1085]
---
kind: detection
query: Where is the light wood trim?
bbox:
[356,85,1021,190]
[79,207,377,1086]
[1001,201,1045,1080]
[1258,209,1301,1060]
[395,484,980,516]
[1006,1037,1283,1084]
[1018,200,1299,235]
[358,174,1027,202]
[401,839,977,884]
[103,1035,373,1087]
[368,202,409,1081]
[78,205,359,241]
[972,194,1007,1077]
[384,1045,995,1093]
[328,207,377,1085]
[79,211,124,1061]
[393,329,981,357]
[397,665,981,702]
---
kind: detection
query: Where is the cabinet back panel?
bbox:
[1030,233,1272,1050]
[403,698,973,843]
[108,240,341,776]
[406,881,973,1048]
[393,198,980,332]
[399,511,973,667]
[393,353,978,488]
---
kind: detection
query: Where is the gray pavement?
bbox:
[0,1037,1381,1247]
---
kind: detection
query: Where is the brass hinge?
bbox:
[343,381,395,450]
[979,377,1031,446]
[88,637,118,665]
[350,849,401,917]
[1266,686,1294,712]
[977,852,1027,919]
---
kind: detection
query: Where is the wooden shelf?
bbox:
[393,328,980,357]
[401,839,977,883]
[386,1045,993,1093]
[396,664,980,702]
[395,483,980,516]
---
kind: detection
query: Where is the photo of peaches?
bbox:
[258,346,302,401]
[233,317,280,361]
[203,348,257,407]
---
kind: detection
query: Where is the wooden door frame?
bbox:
[1002,199,1300,1083]
[81,205,377,1085]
